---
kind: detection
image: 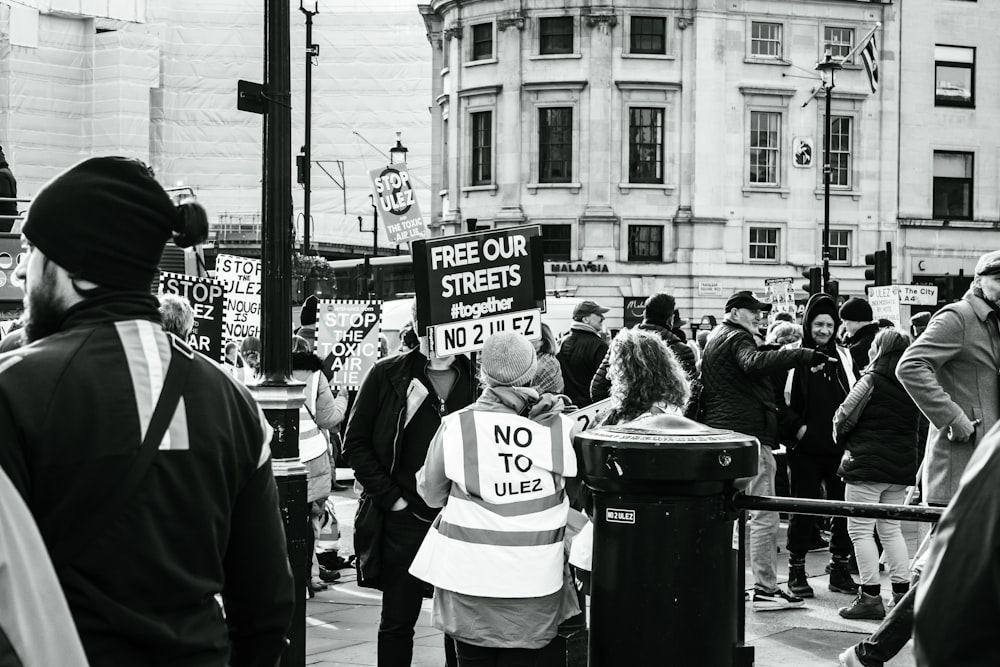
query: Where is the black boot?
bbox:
[829,556,860,594]
[788,555,814,598]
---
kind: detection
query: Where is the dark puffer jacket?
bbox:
[834,350,920,485]
[701,320,816,449]
[589,322,696,402]
[557,325,608,407]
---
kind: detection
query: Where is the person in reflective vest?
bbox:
[410,331,580,663]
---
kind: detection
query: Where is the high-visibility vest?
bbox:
[409,408,577,598]
[298,372,328,463]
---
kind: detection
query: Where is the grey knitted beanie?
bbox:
[480,331,538,388]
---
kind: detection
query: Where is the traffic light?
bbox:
[828,280,840,301]
[864,244,892,287]
[802,267,822,295]
[296,146,306,185]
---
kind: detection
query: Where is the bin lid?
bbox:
[574,413,758,484]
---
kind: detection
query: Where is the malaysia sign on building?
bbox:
[316,300,382,389]
[159,271,225,362]
[215,254,261,344]
[413,226,546,355]
[369,162,427,244]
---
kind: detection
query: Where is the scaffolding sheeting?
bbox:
[0,0,432,249]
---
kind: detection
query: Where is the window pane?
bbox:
[630,16,666,54]
[935,64,973,105]
[829,230,850,263]
[749,228,778,261]
[540,17,574,55]
[828,116,851,188]
[824,27,854,61]
[628,107,664,184]
[472,23,493,60]
[933,152,973,219]
[749,111,780,184]
[539,108,573,183]
[628,225,663,261]
[751,22,781,58]
[541,224,572,261]
[471,111,492,186]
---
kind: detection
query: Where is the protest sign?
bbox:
[159,271,225,361]
[413,226,546,356]
[316,300,383,389]
[867,285,901,328]
[369,162,427,244]
[215,254,261,344]
[764,277,796,316]
[568,398,613,434]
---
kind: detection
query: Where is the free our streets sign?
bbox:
[413,226,547,356]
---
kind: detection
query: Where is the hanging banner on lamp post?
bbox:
[369,162,428,244]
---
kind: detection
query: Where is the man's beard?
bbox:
[24,278,68,342]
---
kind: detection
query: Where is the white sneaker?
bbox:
[838,646,863,666]
[752,587,805,611]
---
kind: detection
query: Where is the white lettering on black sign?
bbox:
[606,508,636,525]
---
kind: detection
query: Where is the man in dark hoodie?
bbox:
[0,145,17,231]
[840,297,879,379]
[785,293,859,598]
[590,292,696,401]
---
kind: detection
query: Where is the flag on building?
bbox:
[860,32,879,93]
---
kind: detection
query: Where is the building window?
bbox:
[471,22,493,61]
[470,111,492,186]
[539,107,573,183]
[541,224,572,261]
[750,22,782,59]
[935,45,975,107]
[441,116,449,187]
[933,151,974,220]
[628,225,663,261]
[630,16,666,55]
[827,115,852,188]
[829,230,851,264]
[628,107,664,184]
[539,16,574,55]
[824,26,854,63]
[442,38,450,69]
[749,111,780,185]
[748,227,779,262]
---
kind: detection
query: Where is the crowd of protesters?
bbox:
[0,156,996,667]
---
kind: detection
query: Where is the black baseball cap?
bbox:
[725,290,772,312]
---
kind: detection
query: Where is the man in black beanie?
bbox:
[839,297,878,379]
[590,292,696,401]
[0,157,294,667]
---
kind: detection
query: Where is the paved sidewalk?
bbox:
[307,479,918,666]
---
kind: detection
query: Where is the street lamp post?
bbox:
[816,52,842,295]
[299,1,318,255]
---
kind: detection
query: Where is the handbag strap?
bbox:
[53,336,194,572]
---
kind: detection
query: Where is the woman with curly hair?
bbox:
[602,327,691,424]
[532,322,565,395]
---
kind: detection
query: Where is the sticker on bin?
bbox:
[606,508,636,524]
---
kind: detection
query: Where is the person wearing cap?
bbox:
[839,297,879,379]
[410,331,579,664]
[296,293,319,348]
[909,311,931,339]
[701,290,830,611]
[0,157,294,666]
[590,292,696,403]
[343,299,474,666]
[783,292,859,599]
[557,299,610,407]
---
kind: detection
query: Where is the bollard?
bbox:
[574,413,757,667]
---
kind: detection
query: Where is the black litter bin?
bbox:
[574,412,757,667]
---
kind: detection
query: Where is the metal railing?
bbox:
[730,493,940,667]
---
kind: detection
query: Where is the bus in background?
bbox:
[327,254,414,301]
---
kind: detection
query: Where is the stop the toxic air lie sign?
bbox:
[368,162,427,244]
